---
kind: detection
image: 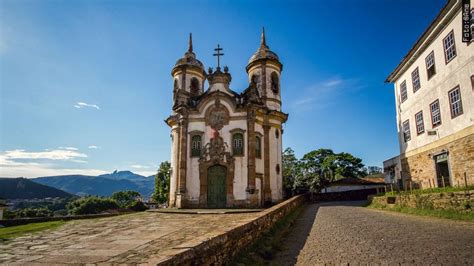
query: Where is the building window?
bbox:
[275,129,280,139]
[411,67,421,92]
[232,133,244,156]
[400,80,407,103]
[190,77,200,96]
[402,120,411,142]
[276,164,280,175]
[191,135,202,157]
[443,30,456,63]
[255,136,262,158]
[448,86,463,118]
[425,51,436,80]
[430,99,442,127]
[415,111,424,135]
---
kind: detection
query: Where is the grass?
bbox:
[384,185,474,196]
[0,221,65,241]
[230,205,304,265]
[368,202,474,221]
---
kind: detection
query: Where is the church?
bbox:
[166,29,288,208]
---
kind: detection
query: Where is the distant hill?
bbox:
[0,178,73,199]
[34,171,155,198]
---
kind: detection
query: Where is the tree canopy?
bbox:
[282,148,367,196]
[152,161,171,204]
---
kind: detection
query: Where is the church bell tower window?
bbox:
[232,133,244,156]
[190,77,200,96]
[270,72,279,94]
[191,135,202,157]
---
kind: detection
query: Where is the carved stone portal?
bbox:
[199,131,235,207]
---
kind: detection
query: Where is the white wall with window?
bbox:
[392,3,474,154]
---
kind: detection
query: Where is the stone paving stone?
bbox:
[0,211,257,264]
[272,201,474,265]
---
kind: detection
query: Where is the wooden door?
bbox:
[207,165,227,208]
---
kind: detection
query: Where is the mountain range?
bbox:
[33,170,155,198]
[0,177,74,199]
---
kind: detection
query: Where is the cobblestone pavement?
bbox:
[0,211,257,264]
[272,202,474,265]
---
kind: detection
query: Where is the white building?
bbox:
[166,30,288,208]
[385,0,473,189]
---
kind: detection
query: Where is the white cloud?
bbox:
[1,149,87,161]
[289,77,365,111]
[74,102,100,110]
[88,145,100,149]
[0,148,107,178]
[58,146,78,151]
[130,164,157,176]
[131,164,152,169]
[0,164,107,178]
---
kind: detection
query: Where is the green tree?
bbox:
[332,152,367,178]
[282,148,301,197]
[299,148,366,192]
[66,196,119,215]
[152,161,171,204]
[111,191,142,209]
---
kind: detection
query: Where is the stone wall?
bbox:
[401,132,474,189]
[158,194,306,265]
[370,190,473,213]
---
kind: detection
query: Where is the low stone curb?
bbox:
[155,194,307,265]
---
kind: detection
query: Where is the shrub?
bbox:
[67,196,119,215]
[111,191,142,209]
[129,200,147,212]
[16,207,53,218]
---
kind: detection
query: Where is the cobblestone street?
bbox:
[272,202,474,265]
[0,211,257,264]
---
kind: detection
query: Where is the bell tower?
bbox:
[246,28,283,111]
[171,33,206,109]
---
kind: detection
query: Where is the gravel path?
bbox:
[272,202,474,265]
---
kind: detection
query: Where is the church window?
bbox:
[173,79,179,91]
[275,129,279,139]
[251,74,259,87]
[271,72,279,94]
[191,135,202,157]
[232,133,244,156]
[255,136,262,158]
[190,77,200,96]
[276,164,280,175]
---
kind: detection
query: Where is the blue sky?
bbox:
[0,0,446,177]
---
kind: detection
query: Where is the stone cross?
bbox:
[213,44,224,70]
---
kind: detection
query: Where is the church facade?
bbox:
[166,30,288,208]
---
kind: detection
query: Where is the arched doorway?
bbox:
[207,165,227,208]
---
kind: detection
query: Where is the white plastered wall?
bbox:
[394,9,474,154]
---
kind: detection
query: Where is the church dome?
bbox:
[174,51,204,69]
[247,28,280,68]
[172,34,204,73]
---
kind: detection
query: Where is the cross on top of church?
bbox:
[213,44,224,70]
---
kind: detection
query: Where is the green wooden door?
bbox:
[207,165,227,208]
